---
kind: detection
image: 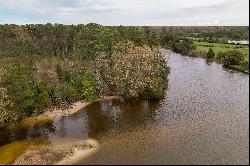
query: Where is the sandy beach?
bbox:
[10,96,124,130]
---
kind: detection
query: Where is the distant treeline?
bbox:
[0,24,248,57]
[150,26,249,40]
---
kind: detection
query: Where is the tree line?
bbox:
[0,23,161,57]
[2,24,248,58]
[152,26,249,40]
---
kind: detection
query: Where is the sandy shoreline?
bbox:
[13,139,100,165]
[35,100,91,121]
[1,95,112,165]
[55,139,100,165]
[1,96,122,164]
[40,95,123,120]
[11,96,123,129]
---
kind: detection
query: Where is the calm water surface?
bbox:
[0,50,249,164]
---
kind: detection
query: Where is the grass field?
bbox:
[194,41,249,57]
[182,38,249,73]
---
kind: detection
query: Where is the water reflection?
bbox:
[0,122,55,146]
[84,98,160,138]
[0,98,160,146]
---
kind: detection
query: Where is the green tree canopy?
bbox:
[207,48,215,59]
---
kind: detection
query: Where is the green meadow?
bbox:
[194,41,249,57]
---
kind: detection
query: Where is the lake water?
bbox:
[0,50,249,164]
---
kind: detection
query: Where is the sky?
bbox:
[0,0,249,25]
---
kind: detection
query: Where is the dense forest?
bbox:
[0,24,248,57]
[0,23,168,128]
[0,23,249,128]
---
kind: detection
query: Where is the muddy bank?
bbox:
[13,139,99,165]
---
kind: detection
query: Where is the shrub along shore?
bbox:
[163,36,249,73]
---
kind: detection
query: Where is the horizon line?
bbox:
[0,23,249,26]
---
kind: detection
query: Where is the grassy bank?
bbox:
[194,41,249,56]
[193,41,249,73]
[164,36,248,73]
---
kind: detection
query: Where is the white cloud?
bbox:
[0,0,248,25]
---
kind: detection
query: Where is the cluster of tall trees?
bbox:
[0,24,80,56]
[0,23,162,58]
[0,23,171,128]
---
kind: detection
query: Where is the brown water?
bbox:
[0,50,249,164]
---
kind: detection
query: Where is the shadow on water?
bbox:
[0,98,161,164]
[0,98,161,146]
[85,98,160,138]
[0,121,55,147]
[48,98,161,140]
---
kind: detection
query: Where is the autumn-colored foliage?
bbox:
[0,87,16,128]
[98,41,169,99]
